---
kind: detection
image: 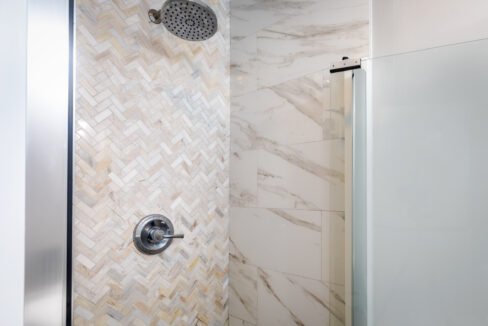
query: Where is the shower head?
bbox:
[148,0,218,41]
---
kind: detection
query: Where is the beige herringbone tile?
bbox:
[73,0,230,324]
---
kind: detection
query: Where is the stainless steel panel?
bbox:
[25,0,71,325]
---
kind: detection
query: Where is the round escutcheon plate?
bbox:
[133,214,175,255]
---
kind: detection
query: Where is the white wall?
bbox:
[372,0,488,57]
[0,1,27,325]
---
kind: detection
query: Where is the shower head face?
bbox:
[161,0,218,41]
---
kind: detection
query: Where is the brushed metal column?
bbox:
[24,0,72,325]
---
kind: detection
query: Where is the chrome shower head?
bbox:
[148,0,218,41]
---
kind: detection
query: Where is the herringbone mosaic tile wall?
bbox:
[73,0,229,324]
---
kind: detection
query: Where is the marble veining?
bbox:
[229,262,346,326]
[229,258,258,323]
[269,73,326,126]
[258,268,344,326]
[231,0,320,39]
[257,3,369,87]
[231,73,327,149]
[256,140,344,211]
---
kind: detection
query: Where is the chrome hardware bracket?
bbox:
[133,214,184,255]
[330,57,362,73]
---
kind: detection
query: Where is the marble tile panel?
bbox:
[256,2,369,87]
[230,207,322,279]
[229,259,258,323]
[230,150,258,207]
[257,140,344,211]
[257,268,344,326]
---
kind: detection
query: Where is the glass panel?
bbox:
[329,70,351,325]
[367,38,488,326]
[352,69,367,326]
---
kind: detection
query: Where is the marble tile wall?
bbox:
[74,0,229,324]
[229,0,369,325]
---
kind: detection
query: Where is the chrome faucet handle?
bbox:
[163,234,185,239]
[133,214,184,255]
[149,228,184,241]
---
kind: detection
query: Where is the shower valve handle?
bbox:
[149,228,184,241]
[133,214,184,255]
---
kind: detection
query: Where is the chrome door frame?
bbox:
[24,0,73,325]
[330,58,368,326]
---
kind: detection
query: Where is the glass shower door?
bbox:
[364,38,488,325]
